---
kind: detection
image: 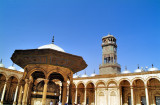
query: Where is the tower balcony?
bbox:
[99,63,121,68]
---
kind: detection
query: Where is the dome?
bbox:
[90,70,96,77]
[81,74,88,77]
[134,65,143,73]
[122,70,131,74]
[134,68,142,73]
[122,66,131,74]
[0,59,5,68]
[73,73,79,78]
[81,70,88,77]
[73,75,79,78]
[90,73,96,77]
[19,69,24,72]
[148,67,158,71]
[148,64,158,71]
[0,63,5,68]
[8,66,17,70]
[38,44,65,52]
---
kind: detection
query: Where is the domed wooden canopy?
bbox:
[11,49,87,73]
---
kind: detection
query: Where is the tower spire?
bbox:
[0,59,2,63]
[52,36,54,44]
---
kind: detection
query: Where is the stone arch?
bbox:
[109,90,117,105]
[86,82,95,105]
[131,77,145,86]
[86,80,95,88]
[97,90,106,105]
[77,82,85,104]
[0,72,7,80]
[7,74,20,83]
[47,69,67,81]
[76,81,85,88]
[110,91,116,96]
[27,68,47,79]
[118,78,131,86]
[119,79,131,105]
[99,92,104,96]
[4,75,19,104]
[146,76,160,83]
[106,79,118,87]
[95,80,106,88]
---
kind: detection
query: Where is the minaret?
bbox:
[99,34,121,74]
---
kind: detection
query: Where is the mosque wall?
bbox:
[0,67,160,105]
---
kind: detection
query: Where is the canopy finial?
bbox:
[52,36,54,44]
[138,64,139,69]
[125,66,127,70]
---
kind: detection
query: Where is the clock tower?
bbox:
[99,34,121,74]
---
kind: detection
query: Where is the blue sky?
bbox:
[0,0,160,76]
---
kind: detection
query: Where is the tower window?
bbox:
[104,58,107,64]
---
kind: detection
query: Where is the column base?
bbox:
[0,101,3,105]
[22,102,27,105]
[13,102,16,105]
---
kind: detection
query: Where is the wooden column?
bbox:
[13,84,19,105]
[62,81,67,105]
[0,81,7,105]
[22,79,29,105]
[18,85,23,105]
[68,82,72,105]
[42,79,49,105]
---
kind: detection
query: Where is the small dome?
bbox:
[90,70,96,77]
[73,75,79,78]
[73,73,79,78]
[90,73,96,77]
[148,67,158,71]
[122,66,131,74]
[81,74,88,77]
[19,69,24,72]
[134,68,142,73]
[81,70,88,77]
[8,66,16,70]
[122,70,131,74]
[0,63,5,68]
[38,44,65,52]
[134,65,143,73]
[148,64,158,71]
